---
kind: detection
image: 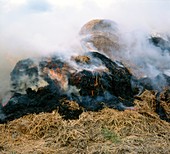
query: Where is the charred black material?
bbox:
[69,52,134,109]
[1,87,83,123]
[0,52,136,123]
[133,73,170,122]
[149,36,170,55]
[1,87,59,123]
[156,91,170,122]
[90,52,133,99]
[10,58,39,93]
[138,73,170,92]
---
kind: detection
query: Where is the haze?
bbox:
[0,0,170,96]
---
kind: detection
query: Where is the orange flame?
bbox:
[91,90,94,96]
[48,68,68,91]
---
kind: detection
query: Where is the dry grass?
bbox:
[0,90,170,154]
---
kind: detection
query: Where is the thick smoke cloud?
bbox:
[0,0,170,97]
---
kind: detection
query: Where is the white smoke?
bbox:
[0,0,170,96]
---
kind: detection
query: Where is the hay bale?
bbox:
[79,19,122,56]
[80,19,118,35]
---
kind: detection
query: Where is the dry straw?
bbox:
[0,90,170,153]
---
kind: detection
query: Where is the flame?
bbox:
[48,68,68,91]
[91,90,94,96]
[94,76,98,87]
[49,69,63,81]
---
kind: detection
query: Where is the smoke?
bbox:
[0,0,170,96]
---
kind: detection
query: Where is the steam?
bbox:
[0,0,170,97]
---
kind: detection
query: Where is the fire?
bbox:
[48,68,68,91]
[91,90,94,96]
[94,76,99,87]
[49,69,62,81]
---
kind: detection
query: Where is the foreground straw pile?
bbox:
[0,91,170,154]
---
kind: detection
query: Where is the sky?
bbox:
[0,0,170,95]
[0,0,170,55]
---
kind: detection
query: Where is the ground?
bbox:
[0,90,170,154]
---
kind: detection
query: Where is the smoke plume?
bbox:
[0,0,170,97]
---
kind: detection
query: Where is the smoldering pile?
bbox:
[0,19,170,123]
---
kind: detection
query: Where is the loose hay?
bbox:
[0,95,170,154]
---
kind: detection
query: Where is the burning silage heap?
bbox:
[0,51,135,123]
[0,19,170,123]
